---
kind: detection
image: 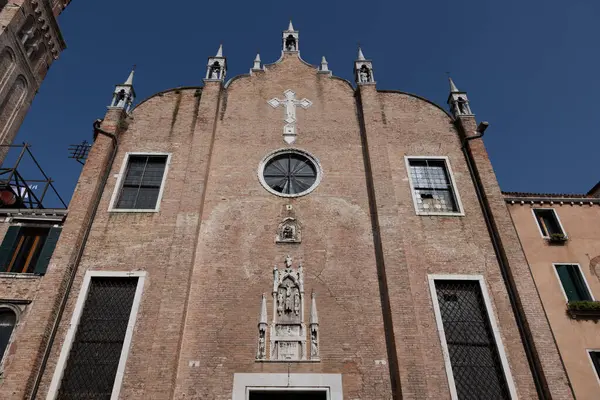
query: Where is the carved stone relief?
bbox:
[255,256,320,361]
[276,217,301,243]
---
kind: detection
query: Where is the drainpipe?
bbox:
[29,119,118,399]
[460,121,550,400]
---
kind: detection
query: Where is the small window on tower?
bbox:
[406,157,463,216]
[110,153,170,212]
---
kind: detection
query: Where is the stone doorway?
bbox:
[249,391,327,400]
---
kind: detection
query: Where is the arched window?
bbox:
[0,309,16,362]
[0,47,15,89]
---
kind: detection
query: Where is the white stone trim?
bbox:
[586,349,600,388]
[405,156,465,216]
[0,303,22,372]
[108,152,171,213]
[46,271,147,400]
[552,263,594,302]
[232,373,342,400]
[427,274,518,400]
[531,208,567,239]
[258,148,322,198]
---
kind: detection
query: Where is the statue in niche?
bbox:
[257,331,266,359]
[210,63,220,79]
[294,292,300,315]
[285,285,293,312]
[457,97,470,115]
[310,329,319,358]
[282,225,294,240]
[359,65,371,83]
[285,35,296,51]
[277,290,284,316]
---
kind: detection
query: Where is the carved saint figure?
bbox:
[257,332,266,359]
[115,89,127,107]
[282,224,294,240]
[359,66,371,83]
[285,286,293,312]
[285,35,296,51]
[311,329,319,357]
[277,290,284,315]
[294,292,300,315]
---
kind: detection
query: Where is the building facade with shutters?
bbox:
[505,189,600,400]
[0,22,586,400]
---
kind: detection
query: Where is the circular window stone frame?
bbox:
[258,148,323,198]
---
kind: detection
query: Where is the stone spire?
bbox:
[357,47,365,61]
[283,20,299,53]
[309,292,319,325]
[205,44,226,82]
[448,77,459,93]
[354,46,374,85]
[252,53,262,71]
[259,293,268,325]
[447,76,473,117]
[109,67,136,112]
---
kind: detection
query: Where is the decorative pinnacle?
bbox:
[448,77,459,93]
[357,46,365,61]
[288,20,294,31]
[310,291,319,325]
[320,56,329,72]
[259,294,268,325]
[216,44,223,57]
[253,53,261,70]
[124,66,135,85]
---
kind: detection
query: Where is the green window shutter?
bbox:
[33,227,62,275]
[0,226,21,272]
[556,264,589,302]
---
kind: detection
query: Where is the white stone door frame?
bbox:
[232,373,343,400]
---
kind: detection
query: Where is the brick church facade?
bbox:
[1,19,599,400]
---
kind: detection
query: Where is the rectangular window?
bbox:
[0,225,61,274]
[554,264,592,302]
[430,277,515,399]
[406,157,462,215]
[112,154,168,211]
[49,273,145,400]
[533,209,565,238]
[589,351,600,381]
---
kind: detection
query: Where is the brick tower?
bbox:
[0,22,576,399]
[0,0,70,162]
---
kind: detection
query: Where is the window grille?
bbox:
[57,277,138,400]
[115,155,167,210]
[435,280,510,399]
[555,264,592,302]
[408,159,459,213]
[533,209,564,237]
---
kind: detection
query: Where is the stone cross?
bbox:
[268,89,312,144]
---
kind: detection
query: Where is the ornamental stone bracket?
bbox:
[256,255,319,362]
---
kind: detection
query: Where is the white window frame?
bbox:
[232,373,342,400]
[46,271,147,400]
[427,274,518,400]
[108,152,171,213]
[405,156,465,216]
[587,349,600,388]
[552,263,594,302]
[531,208,567,239]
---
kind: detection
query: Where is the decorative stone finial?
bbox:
[318,56,330,74]
[288,20,294,32]
[448,76,459,93]
[252,53,262,71]
[215,44,223,57]
[357,46,365,61]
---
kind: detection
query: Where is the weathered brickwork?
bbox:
[507,199,600,400]
[0,48,575,400]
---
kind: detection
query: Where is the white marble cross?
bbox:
[268,89,312,144]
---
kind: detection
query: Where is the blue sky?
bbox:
[11,0,600,207]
